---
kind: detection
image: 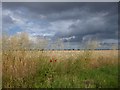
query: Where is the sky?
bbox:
[2,2,118,49]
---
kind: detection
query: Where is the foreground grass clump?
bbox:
[2,50,118,88]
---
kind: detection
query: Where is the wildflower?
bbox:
[50,60,52,62]
[54,60,57,62]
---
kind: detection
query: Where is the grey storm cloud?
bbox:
[3,2,118,20]
[2,15,14,24]
[2,2,118,49]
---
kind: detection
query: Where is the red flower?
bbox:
[50,60,52,62]
[54,60,57,62]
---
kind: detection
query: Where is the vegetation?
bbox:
[2,32,118,88]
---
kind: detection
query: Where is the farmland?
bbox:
[2,49,118,88]
[1,2,119,89]
[1,32,119,88]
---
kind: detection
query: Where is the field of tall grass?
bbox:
[2,32,119,88]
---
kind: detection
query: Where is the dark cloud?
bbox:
[54,13,118,42]
[2,15,14,24]
[2,2,118,49]
[3,2,117,13]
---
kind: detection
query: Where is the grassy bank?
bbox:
[2,50,118,88]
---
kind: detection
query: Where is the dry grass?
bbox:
[1,32,118,88]
[2,50,118,76]
[2,50,41,88]
[2,50,118,88]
